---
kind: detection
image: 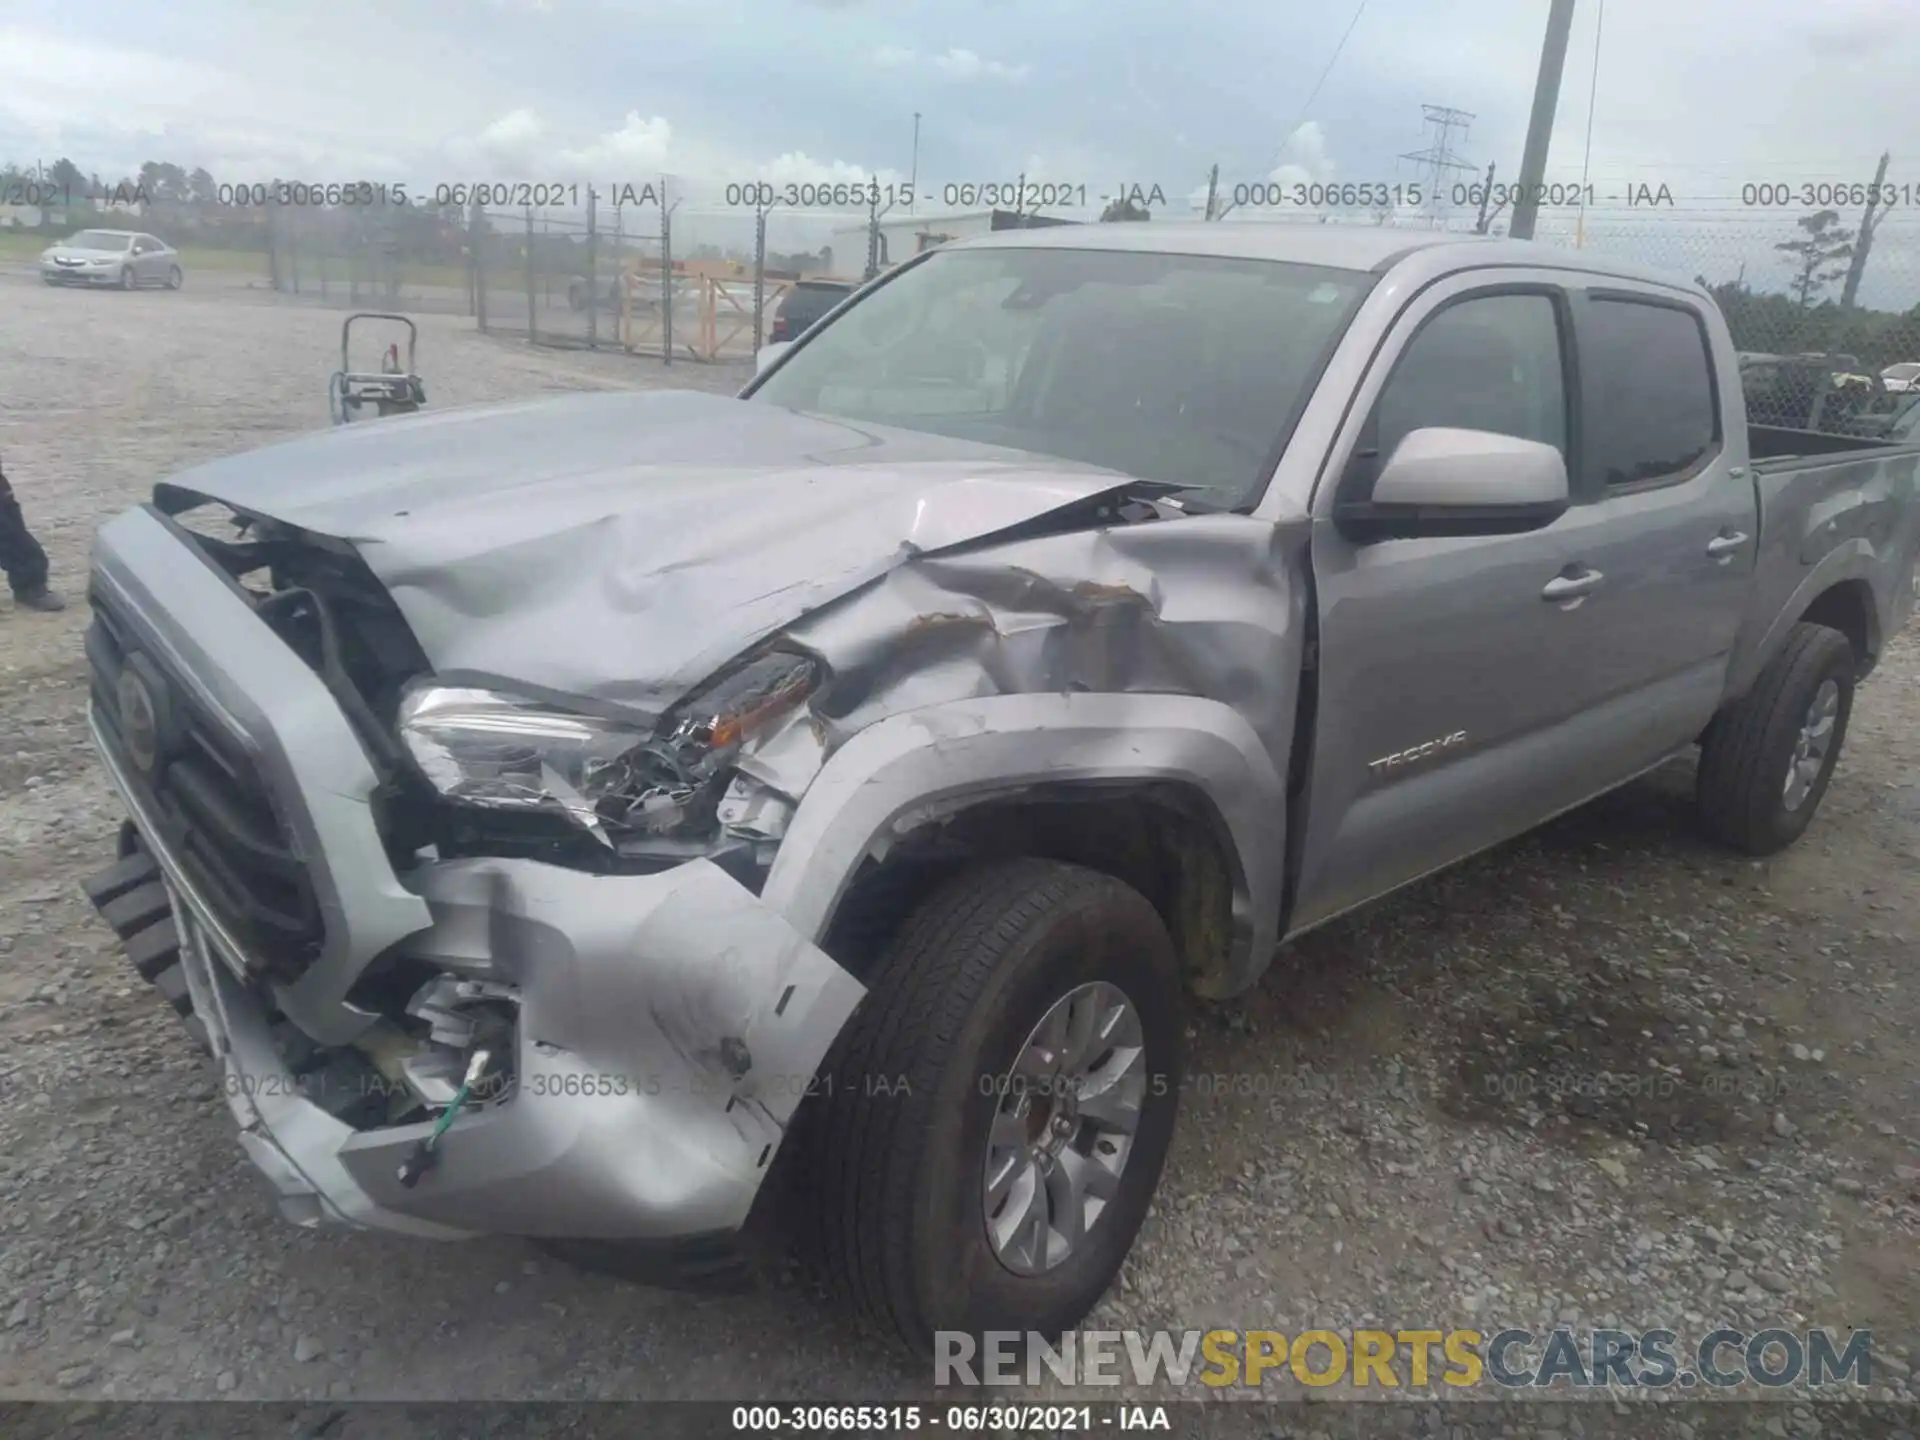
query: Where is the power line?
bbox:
[1276,0,1368,165]
[1575,0,1605,247]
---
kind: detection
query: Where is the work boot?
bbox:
[12,586,65,612]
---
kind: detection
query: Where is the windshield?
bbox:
[749,246,1374,507]
[66,230,130,251]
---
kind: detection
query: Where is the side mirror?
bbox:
[1335,426,1569,541]
[755,341,793,376]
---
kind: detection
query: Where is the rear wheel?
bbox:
[1696,622,1856,854]
[802,858,1184,1354]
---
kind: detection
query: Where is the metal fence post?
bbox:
[661,179,674,366]
[469,203,486,329]
[753,203,767,348]
[585,187,599,349]
[524,204,537,344]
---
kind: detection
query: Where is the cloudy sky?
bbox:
[2,0,1915,293]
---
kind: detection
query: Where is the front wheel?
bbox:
[802,858,1184,1354]
[119,266,136,290]
[1696,621,1857,855]
[166,265,182,290]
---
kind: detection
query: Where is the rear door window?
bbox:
[1579,298,1720,488]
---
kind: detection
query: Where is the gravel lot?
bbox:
[0,271,1915,1427]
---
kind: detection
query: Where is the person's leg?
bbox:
[0,467,63,610]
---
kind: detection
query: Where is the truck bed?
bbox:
[1727,426,1920,697]
[1749,423,1915,469]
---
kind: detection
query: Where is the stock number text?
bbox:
[1235,182,1422,209]
[725,180,915,209]
[1744,182,1920,208]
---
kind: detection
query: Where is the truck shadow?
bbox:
[1238,760,1788,1155]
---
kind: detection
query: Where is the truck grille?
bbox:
[86,591,324,982]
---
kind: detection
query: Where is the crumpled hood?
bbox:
[156,389,1135,712]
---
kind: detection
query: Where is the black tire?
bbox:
[1696,621,1856,855]
[167,265,183,290]
[120,266,136,290]
[803,858,1184,1355]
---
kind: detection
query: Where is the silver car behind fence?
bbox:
[40,229,183,290]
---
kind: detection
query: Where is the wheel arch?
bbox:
[759,693,1290,1000]
[1728,547,1886,701]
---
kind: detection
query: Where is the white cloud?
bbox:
[1270,121,1335,189]
[556,112,673,177]
[1192,122,1341,218]
[933,48,1030,82]
[1801,0,1901,57]
[757,152,904,187]
[477,109,546,152]
[871,43,1029,81]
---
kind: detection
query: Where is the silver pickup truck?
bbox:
[81,224,1918,1353]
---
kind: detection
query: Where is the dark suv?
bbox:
[769,279,854,343]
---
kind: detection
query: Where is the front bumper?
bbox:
[42,263,121,285]
[82,505,866,1245]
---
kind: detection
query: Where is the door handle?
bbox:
[1541,567,1604,603]
[1706,531,1750,559]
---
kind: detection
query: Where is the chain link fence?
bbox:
[463,193,843,361]
[77,178,1920,421]
[259,198,473,314]
[1536,212,1920,432]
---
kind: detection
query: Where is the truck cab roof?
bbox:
[950,221,1707,296]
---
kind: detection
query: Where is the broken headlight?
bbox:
[396,650,818,845]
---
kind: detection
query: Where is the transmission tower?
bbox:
[1398,104,1478,228]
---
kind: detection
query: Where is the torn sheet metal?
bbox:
[337,855,866,1237]
[787,510,1311,777]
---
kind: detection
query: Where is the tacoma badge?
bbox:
[1368,730,1467,775]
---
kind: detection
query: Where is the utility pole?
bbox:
[1204,164,1220,221]
[1509,0,1578,240]
[909,113,921,214]
[1839,150,1890,310]
[1475,162,1496,233]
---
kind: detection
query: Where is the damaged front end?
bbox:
[80,497,865,1255]
[393,647,820,874]
[81,384,1300,1259]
